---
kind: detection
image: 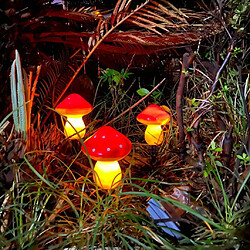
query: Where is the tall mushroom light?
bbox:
[55,94,93,139]
[137,104,170,145]
[81,126,132,190]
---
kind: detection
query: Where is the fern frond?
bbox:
[36,60,70,111]
[21,0,221,61]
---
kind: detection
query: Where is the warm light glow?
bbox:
[145,125,163,145]
[55,94,93,140]
[136,104,170,146]
[65,117,85,139]
[94,11,102,17]
[93,161,122,190]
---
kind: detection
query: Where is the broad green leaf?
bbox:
[113,74,121,84]
[215,147,223,152]
[236,155,244,160]
[215,161,223,167]
[137,88,150,96]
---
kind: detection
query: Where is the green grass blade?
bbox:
[23,153,57,189]
[115,228,137,250]
[230,171,250,214]
[123,234,151,249]
[118,188,226,231]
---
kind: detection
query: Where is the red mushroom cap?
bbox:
[136,104,170,125]
[55,94,93,117]
[81,126,132,161]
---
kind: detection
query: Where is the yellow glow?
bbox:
[64,117,85,139]
[145,125,163,145]
[94,161,122,190]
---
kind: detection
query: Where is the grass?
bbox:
[1,159,248,249]
[1,74,249,249]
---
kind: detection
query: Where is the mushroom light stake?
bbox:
[81,126,132,190]
[137,104,170,145]
[55,94,93,139]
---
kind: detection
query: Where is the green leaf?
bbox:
[215,147,223,152]
[236,155,244,160]
[211,141,216,150]
[203,170,209,178]
[113,75,121,85]
[124,72,133,79]
[186,127,194,132]
[215,161,223,167]
[137,88,150,96]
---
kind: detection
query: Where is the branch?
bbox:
[176,53,195,158]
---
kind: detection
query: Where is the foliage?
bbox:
[137,88,163,104]
[100,68,133,86]
[228,0,249,31]
[204,141,250,227]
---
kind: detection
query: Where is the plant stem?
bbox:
[176,53,195,158]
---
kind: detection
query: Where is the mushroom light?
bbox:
[55,94,93,139]
[81,126,132,190]
[137,104,170,145]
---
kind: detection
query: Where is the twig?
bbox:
[208,43,234,99]
[187,111,205,168]
[222,126,233,167]
[176,53,196,158]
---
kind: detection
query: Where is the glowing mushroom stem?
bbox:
[145,125,164,146]
[65,117,86,139]
[94,161,122,190]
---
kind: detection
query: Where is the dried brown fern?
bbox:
[21,0,221,57]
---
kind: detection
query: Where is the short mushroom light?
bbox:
[55,94,93,139]
[81,126,132,190]
[137,104,170,145]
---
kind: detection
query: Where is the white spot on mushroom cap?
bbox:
[119,144,123,148]
[107,147,111,151]
[102,135,105,139]
[92,148,96,152]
